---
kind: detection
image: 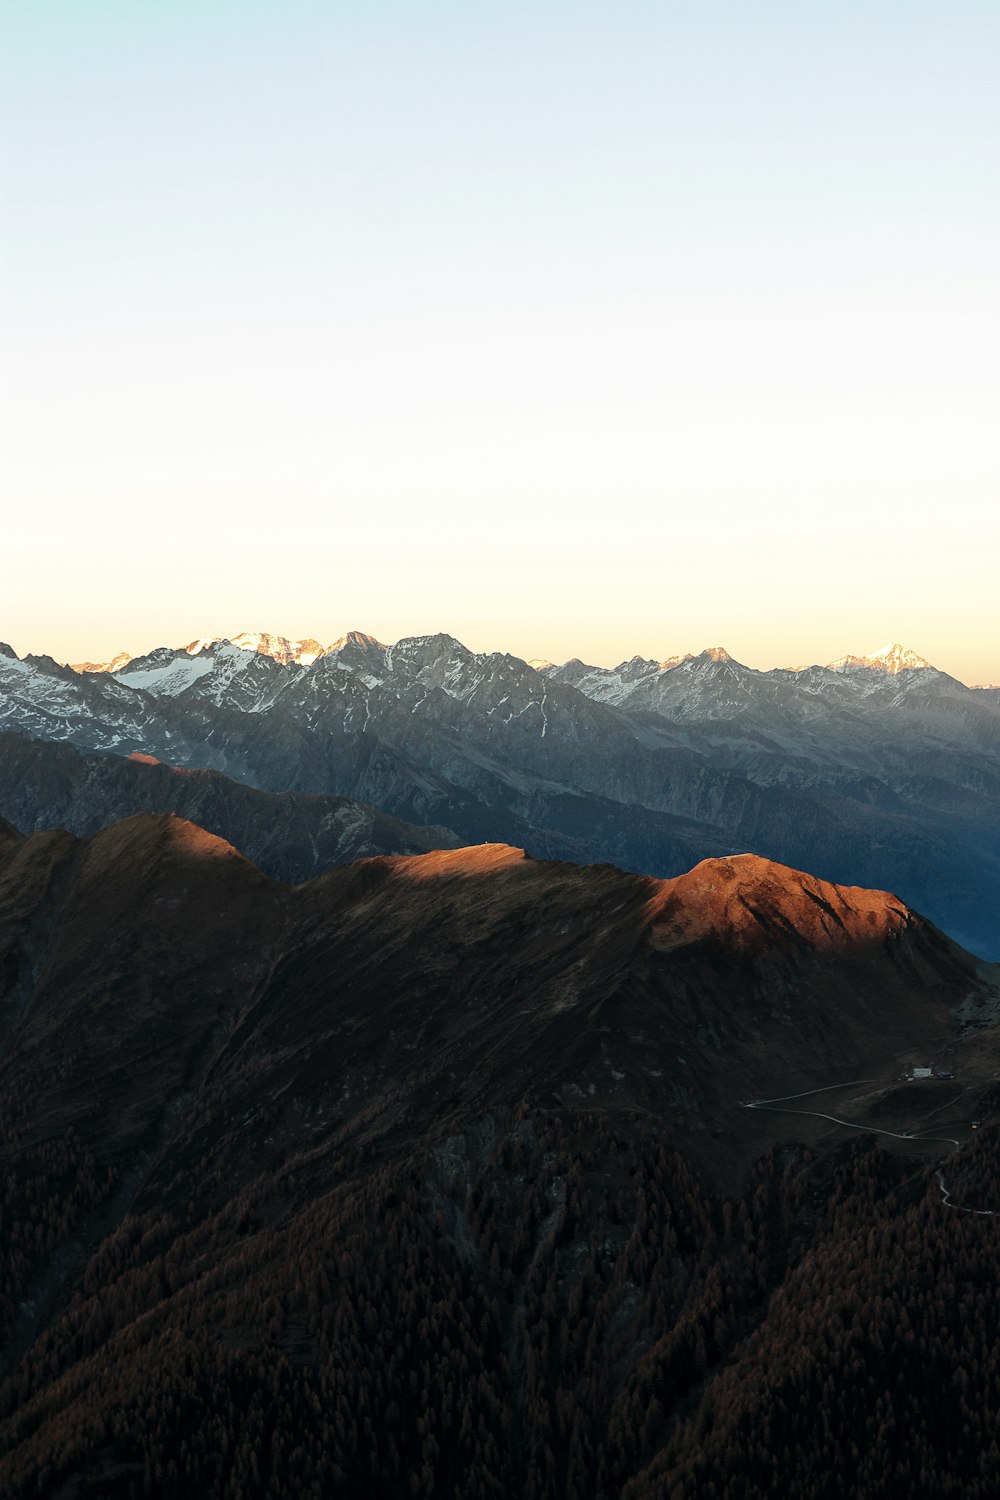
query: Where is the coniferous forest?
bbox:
[2,814,1000,1497]
[7,1110,1000,1498]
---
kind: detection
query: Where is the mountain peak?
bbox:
[71,649,133,675]
[685,646,735,668]
[229,632,326,666]
[180,632,326,666]
[873,641,932,670]
[827,642,933,675]
[86,811,254,869]
[387,633,469,670]
[646,852,914,953]
[328,630,385,653]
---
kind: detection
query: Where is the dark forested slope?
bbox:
[0,816,998,1498]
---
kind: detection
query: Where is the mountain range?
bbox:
[60,634,976,682]
[1,631,998,957]
[2,812,999,1497]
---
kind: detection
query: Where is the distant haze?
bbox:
[2,3,997,684]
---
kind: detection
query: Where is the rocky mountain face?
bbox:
[0,816,998,1497]
[71,631,329,674]
[69,649,133,675]
[1,632,998,956]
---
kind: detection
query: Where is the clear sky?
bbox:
[2,2,997,681]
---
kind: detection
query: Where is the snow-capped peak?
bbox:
[609,655,660,683]
[70,650,134,675]
[685,646,734,667]
[229,631,326,666]
[178,632,327,666]
[327,631,385,654]
[827,643,933,675]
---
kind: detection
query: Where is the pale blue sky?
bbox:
[2,2,998,679]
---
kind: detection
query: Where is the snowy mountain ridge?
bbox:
[33,630,993,744]
[3,631,988,746]
[826,642,934,675]
[2,630,1000,956]
[67,631,955,686]
[74,631,332,674]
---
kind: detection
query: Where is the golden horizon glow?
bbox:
[2,5,997,687]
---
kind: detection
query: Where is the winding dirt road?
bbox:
[743,1081,993,1217]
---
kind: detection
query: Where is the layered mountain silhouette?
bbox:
[0,732,465,880]
[1,631,998,956]
[1,814,998,1497]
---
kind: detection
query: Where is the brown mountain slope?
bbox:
[0,818,998,1498]
[0,824,987,1194]
[649,851,916,949]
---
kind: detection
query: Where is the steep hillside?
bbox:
[1,819,998,1496]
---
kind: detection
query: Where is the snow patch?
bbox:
[117,655,216,696]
